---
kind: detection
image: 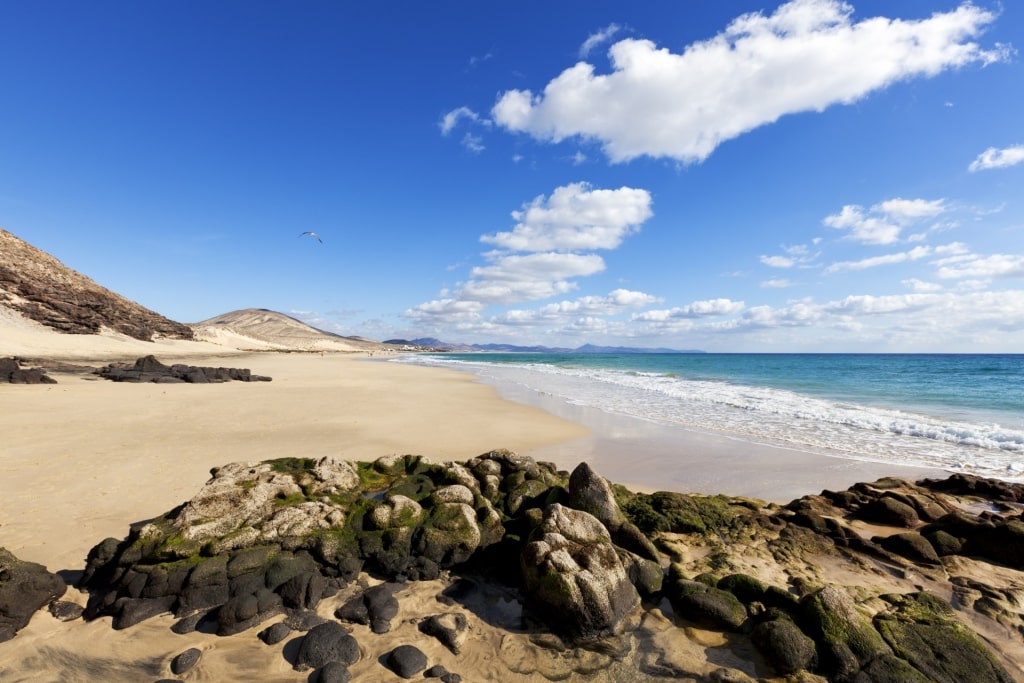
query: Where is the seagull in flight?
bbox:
[299,231,323,244]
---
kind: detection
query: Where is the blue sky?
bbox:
[2,1,1022,352]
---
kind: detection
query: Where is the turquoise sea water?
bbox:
[396,353,1024,481]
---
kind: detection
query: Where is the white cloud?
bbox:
[761,255,795,268]
[902,278,943,293]
[404,298,485,324]
[492,1,1005,163]
[968,144,1024,171]
[440,106,484,135]
[761,278,795,288]
[937,253,1024,279]
[876,197,946,220]
[760,242,819,268]
[481,182,653,252]
[580,23,621,58]
[461,133,485,153]
[823,197,949,245]
[633,298,745,322]
[825,245,932,273]
[493,289,659,328]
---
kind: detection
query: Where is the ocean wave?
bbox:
[396,354,1024,479]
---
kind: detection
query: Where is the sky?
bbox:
[2,1,1022,352]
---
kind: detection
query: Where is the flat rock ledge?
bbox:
[69,453,1023,682]
[95,355,271,383]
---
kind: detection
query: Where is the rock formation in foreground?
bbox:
[66,452,1023,682]
[94,355,272,383]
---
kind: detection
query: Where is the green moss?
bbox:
[356,460,393,492]
[273,491,309,506]
[268,457,316,474]
[622,491,738,536]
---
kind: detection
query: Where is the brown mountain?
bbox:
[0,228,193,341]
[192,308,388,353]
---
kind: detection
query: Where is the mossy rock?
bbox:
[875,532,941,565]
[666,578,747,631]
[868,591,1013,682]
[750,618,817,675]
[923,529,963,556]
[622,491,737,536]
[799,586,890,678]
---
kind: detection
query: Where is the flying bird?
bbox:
[299,231,323,243]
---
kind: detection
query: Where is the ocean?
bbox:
[394,353,1024,482]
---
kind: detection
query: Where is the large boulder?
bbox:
[294,621,360,672]
[800,586,891,679]
[0,548,67,642]
[874,592,1015,683]
[520,504,638,639]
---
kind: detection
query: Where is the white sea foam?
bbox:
[397,355,1024,480]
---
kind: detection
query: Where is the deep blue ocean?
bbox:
[396,353,1024,480]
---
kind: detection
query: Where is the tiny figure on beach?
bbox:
[299,231,323,243]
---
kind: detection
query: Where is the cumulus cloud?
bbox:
[824,197,948,245]
[491,0,1005,163]
[495,289,661,326]
[580,23,621,58]
[937,253,1024,279]
[481,182,653,252]
[969,144,1024,171]
[632,298,746,322]
[407,183,656,328]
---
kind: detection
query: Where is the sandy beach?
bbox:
[0,331,964,682]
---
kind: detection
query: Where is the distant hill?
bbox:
[194,309,390,353]
[0,228,193,341]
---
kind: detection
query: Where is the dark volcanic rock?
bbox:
[0,548,67,642]
[384,644,428,678]
[294,621,359,671]
[95,355,271,383]
[0,357,57,384]
[316,660,352,683]
[419,612,469,654]
[170,647,202,675]
[335,583,400,634]
[751,618,817,675]
[258,621,291,645]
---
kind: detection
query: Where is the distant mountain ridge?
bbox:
[383,337,704,354]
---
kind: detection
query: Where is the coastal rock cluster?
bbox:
[7,452,1023,681]
[0,357,56,384]
[94,355,272,383]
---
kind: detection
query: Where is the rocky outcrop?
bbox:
[0,547,67,642]
[0,357,57,384]
[95,355,271,383]
[0,228,194,341]
[520,503,639,639]
[71,455,1023,681]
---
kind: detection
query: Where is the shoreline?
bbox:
[474,362,952,503]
